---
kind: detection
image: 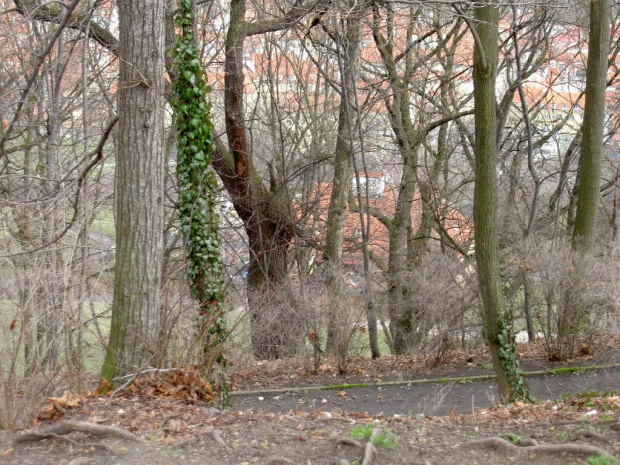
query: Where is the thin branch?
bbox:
[1,0,83,160]
[1,116,118,258]
[451,2,487,71]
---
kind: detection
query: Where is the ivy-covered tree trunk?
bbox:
[171,0,228,404]
[101,0,166,383]
[471,1,531,403]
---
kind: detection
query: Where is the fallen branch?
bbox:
[14,420,148,445]
[361,428,379,465]
[457,436,614,458]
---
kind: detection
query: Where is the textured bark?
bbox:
[572,0,611,252]
[472,2,528,402]
[101,0,166,382]
[223,0,297,360]
[220,0,331,359]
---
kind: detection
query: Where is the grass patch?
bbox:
[349,424,396,449]
[549,366,583,375]
[586,455,619,465]
[500,433,524,444]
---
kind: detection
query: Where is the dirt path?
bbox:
[231,365,620,417]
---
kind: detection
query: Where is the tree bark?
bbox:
[471,1,531,403]
[572,0,611,252]
[101,0,166,383]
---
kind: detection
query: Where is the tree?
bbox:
[572,0,611,253]
[558,0,612,354]
[465,1,532,402]
[100,0,167,383]
[213,0,330,359]
[323,2,364,368]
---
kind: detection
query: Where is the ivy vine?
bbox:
[495,317,533,403]
[171,0,229,407]
[496,268,533,403]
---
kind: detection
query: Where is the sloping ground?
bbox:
[1,336,619,464]
[2,395,619,464]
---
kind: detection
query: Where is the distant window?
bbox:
[551,103,557,110]
[562,103,569,110]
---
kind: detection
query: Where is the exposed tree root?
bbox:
[67,458,96,465]
[13,420,148,445]
[336,437,363,448]
[361,428,379,465]
[265,458,295,464]
[211,429,231,451]
[457,436,614,458]
[172,436,198,449]
[573,429,612,443]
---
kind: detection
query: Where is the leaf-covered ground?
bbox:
[2,336,620,464]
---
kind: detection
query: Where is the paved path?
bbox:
[231,365,620,417]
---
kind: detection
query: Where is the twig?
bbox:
[0,0,82,159]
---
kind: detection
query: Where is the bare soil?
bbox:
[2,339,619,465]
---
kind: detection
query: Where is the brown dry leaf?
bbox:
[338,391,347,397]
[47,396,68,407]
[37,403,57,421]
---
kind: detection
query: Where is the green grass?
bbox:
[91,208,115,238]
[0,300,111,375]
[500,433,524,444]
[586,455,619,465]
[550,366,584,375]
[349,424,396,449]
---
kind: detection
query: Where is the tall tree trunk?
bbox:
[560,0,611,352]
[221,0,300,359]
[101,0,166,383]
[324,6,363,369]
[471,1,531,403]
[572,0,610,251]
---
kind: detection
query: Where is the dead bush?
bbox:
[503,238,620,359]
[397,252,481,360]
